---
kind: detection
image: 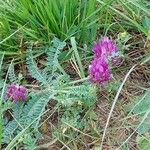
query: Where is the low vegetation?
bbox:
[0,0,150,149]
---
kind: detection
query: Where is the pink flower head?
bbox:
[6,83,27,102]
[92,36,118,58]
[89,57,112,85]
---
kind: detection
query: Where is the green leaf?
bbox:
[137,135,150,150]
[129,91,150,134]
[132,91,150,114]
[26,46,48,86]
[142,16,150,30]
[138,116,150,134]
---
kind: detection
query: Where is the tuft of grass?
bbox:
[0,0,99,44]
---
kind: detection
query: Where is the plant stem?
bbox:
[71,37,85,78]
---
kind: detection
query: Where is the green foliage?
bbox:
[61,106,85,129]
[0,54,13,149]
[127,91,150,134]
[8,61,18,83]
[1,0,150,55]
[0,54,4,149]
[27,38,66,86]
[1,0,150,149]
[137,135,150,150]
[132,92,150,115]
[23,134,38,150]
[2,37,96,149]
[27,46,49,86]
[0,54,4,90]
[46,37,66,74]
[142,16,150,38]
[71,37,85,78]
[56,84,96,107]
[98,0,149,36]
[0,0,99,45]
[3,92,53,146]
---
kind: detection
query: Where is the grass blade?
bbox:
[71,37,85,78]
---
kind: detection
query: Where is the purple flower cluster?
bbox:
[89,36,118,85]
[93,36,118,58]
[89,57,112,84]
[6,83,27,102]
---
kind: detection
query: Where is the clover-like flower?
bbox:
[6,83,27,102]
[89,57,112,85]
[92,36,118,58]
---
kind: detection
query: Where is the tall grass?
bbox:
[97,0,149,36]
[1,0,149,53]
[0,0,99,44]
